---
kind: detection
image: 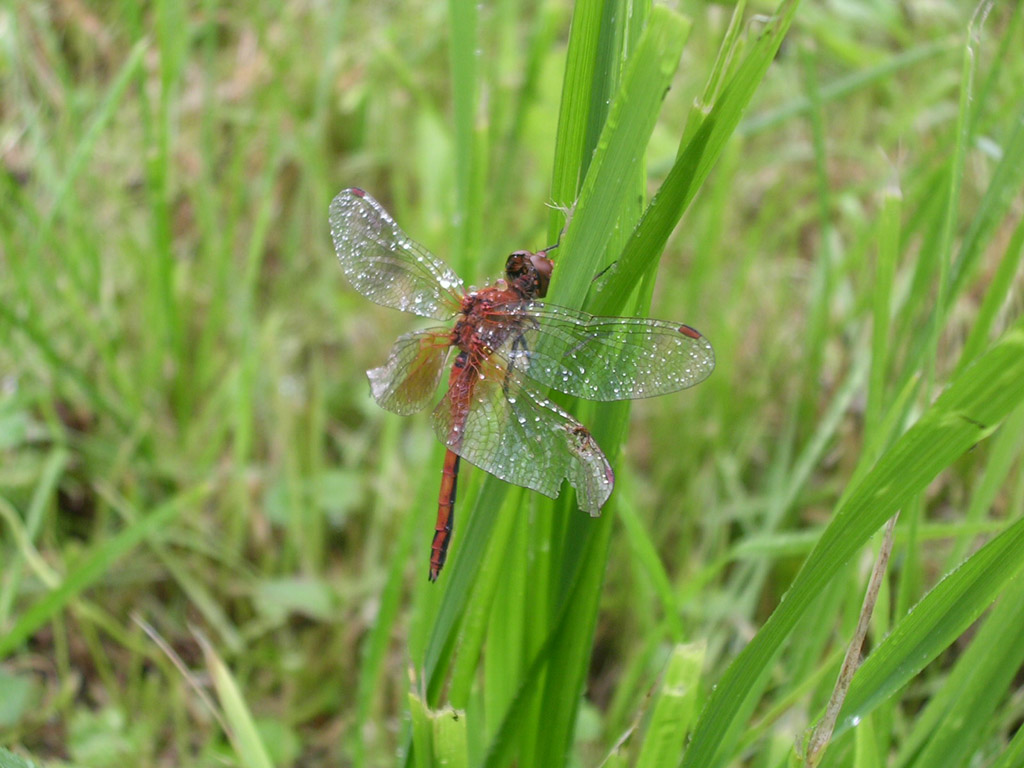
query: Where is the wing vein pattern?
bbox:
[488,301,715,400]
[368,328,452,415]
[432,346,614,515]
[329,188,464,320]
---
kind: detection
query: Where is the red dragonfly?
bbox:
[330,188,714,581]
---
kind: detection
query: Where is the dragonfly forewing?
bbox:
[329,188,464,320]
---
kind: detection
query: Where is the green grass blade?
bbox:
[450,492,521,708]
[528,495,616,765]
[988,719,1024,768]
[616,471,684,640]
[423,479,510,702]
[41,39,148,230]
[549,0,606,225]
[635,643,704,768]
[956,210,1024,373]
[409,693,433,768]
[680,318,1024,768]
[0,483,210,658]
[944,402,1024,570]
[479,550,596,768]
[866,189,902,440]
[200,634,274,768]
[548,5,692,311]
[590,0,801,316]
[836,512,1024,737]
[448,0,481,272]
[948,95,1024,306]
[433,706,469,768]
[895,575,1024,767]
[922,9,977,390]
[0,448,68,624]
[353,492,423,767]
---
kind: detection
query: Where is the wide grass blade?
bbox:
[589,0,801,316]
[834,512,1024,736]
[547,6,692,311]
[894,574,1024,767]
[634,643,704,768]
[549,0,607,232]
[408,692,468,768]
[680,319,1024,768]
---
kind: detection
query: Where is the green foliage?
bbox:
[0,748,40,768]
[2,1,1023,767]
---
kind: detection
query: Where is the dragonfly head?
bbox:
[505,250,554,299]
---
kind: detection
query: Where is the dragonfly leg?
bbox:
[502,331,534,399]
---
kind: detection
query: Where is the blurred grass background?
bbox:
[2,1,1024,766]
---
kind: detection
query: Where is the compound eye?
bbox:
[505,251,532,278]
[529,252,554,297]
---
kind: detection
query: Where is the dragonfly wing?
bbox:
[368,328,452,415]
[431,357,613,515]
[329,188,464,320]
[502,301,715,401]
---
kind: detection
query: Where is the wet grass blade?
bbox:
[836,513,1024,737]
[590,0,801,316]
[548,5,691,311]
[893,568,1024,767]
[680,320,1024,768]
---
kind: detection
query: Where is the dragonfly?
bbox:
[329,188,715,581]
